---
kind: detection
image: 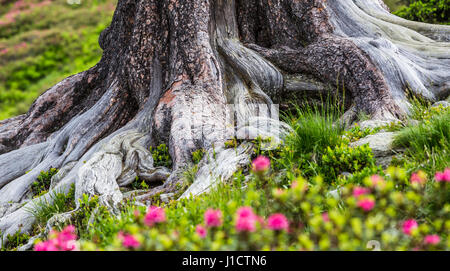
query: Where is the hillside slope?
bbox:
[0,0,116,120]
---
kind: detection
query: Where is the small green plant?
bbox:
[182,165,199,187]
[320,143,376,184]
[0,230,31,251]
[31,168,59,197]
[224,137,238,149]
[192,149,206,164]
[150,144,172,168]
[342,124,380,143]
[131,176,150,190]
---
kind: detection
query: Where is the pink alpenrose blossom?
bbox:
[424,235,440,245]
[402,219,418,235]
[204,209,223,228]
[410,171,426,185]
[235,206,258,233]
[118,232,141,249]
[144,206,166,226]
[370,175,385,188]
[435,168,450,182]
[322,212,330,222]
[34,225,78,251]
[252,156,270,172]
[353,186,370,197]
[195,225,207,238]
[357,198,375,211]
[267,213,289,231]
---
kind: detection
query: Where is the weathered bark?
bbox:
[0,0,449,248]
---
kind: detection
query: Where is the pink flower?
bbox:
[252,156,270,172]
[353,186,370,197]
[370,175,385,187]
[322,212,330,222]
[410,172,426,185]
[58,225,77,242]
[424,235,440,245]
[195,225,207,238]
[402,219,418,235]
[118,232,140,249]
[267,213,289,231]
[134,209,141,218]
[357,198,375,211]
[435,168,450,182]
[34,225,78,251]
[235,207,258,233]
[144,206,166,226]
[34,240,58,251]
[204,209,222,228]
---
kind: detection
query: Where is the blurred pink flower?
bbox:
[34,225,78,251]
[204,209,222,228]
[235,207,257,232]
[15,42,27,50]
[435,168,450,182]
[370,175,385,187]
[424,234,440,245]
[134,209,141,218]
[144,206,166,226]
[252,156,270,172]
[118,232,140,249]
[322,212,330,222]
[410,171,426,185]
[357,198,375,211]
[402,219,418,235]
[353,186,370,197]
[195,225,207,238]
[267,213,289,231]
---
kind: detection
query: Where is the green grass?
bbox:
[393,108,450,174]
[25,184,76,231]
[284,105,344,158]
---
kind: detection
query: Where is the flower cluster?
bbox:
[252,156,270,173]
[144,206,166,226]
[435,168,450,182]
[69,159,448,251]
[34,225,78,251]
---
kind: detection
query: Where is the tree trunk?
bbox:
[0,0,448,248]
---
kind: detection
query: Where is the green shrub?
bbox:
[150,144,172,168]
[394,0,450,25]
[130,177,150,190]
[31,168,59,197]
[0,231,30,251]
[320,143,377,184]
